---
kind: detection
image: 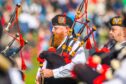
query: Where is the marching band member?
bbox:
[103,16,126,84]
[73,16,126,84]
[36,14,86,84]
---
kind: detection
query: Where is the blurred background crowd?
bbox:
[0,0,126,83]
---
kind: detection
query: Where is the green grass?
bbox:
[25,55,39,84]
[24,32,39,84]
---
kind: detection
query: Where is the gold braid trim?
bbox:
[76,33,81,37]
[79,41,84,47]
[73,38,78,41]
[39,63,43,67]
[76,11,81,19]
[71,51,76,57]
[93,26,97,31]
[67,29,73,36]
[67,46,72,52]
[70,41,84,57]
[62,44,67,50]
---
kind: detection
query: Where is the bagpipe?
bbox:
[73,39,116,84]
[0,3,29,83]
[73,60,114,84]
[0,3,28,68]
[72,39,126,84]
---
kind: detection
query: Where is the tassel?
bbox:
[19,34,25,47]
[19,35,26,70]
[62,52,71,63]
[21,52,26,70]
[19,34,26,70]
[86,38,92,49]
